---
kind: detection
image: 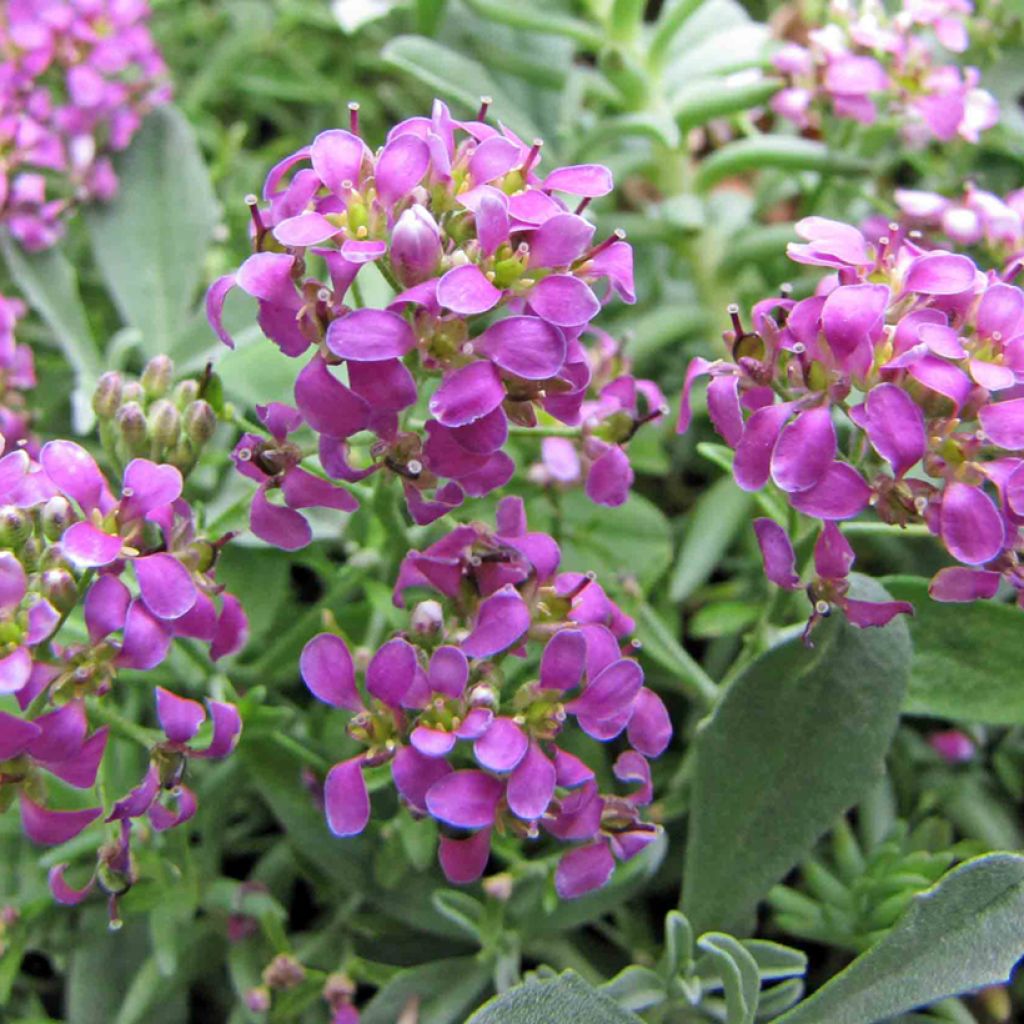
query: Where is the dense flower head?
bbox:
[0,0,172,250]
[207,99,655,546]
[0,293,36,452]
[771,0,998,144]
[679,215,1024,625]
[300,497,670,898]
[0,431,245,918]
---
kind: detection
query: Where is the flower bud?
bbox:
[166,442,197,475]
[141,355,174,398]
[92,371,123,419]
[184,400,216,445]
[262,954,306,990]
[121,380,144,404]
[173,378,200,408]
[390,205,442,287]
[245,987,271,1013]
[41,496,74,541]
[410,599,443,636]
[147,399,180,448]
[41,568,77,613]
[0,506,32,548]
[116,401,148,454]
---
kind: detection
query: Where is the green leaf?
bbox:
[600,965,666,1012]
[682,577,911,934]
[695,137,869,191]
[84,105,218,359]
[467,970,644,1023]
[672,78,781,132]
[696,933,759,1024]
[359,957,491,1024]
[381,36,542,140]
[460,0,603,48]
[0,235,101,432]
[775,854,1024,1024]
[882,576,1024,725]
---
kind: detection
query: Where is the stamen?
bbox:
[348,101,360,135]
[575,197,592,215]
[245,194,266,249]
[563,571,596,601]
[728,303,744,337]
[477,96,492,121]
[521,139,543,175]
[580,229,626,263]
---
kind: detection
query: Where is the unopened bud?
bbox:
[245,986,271,1013]
[147,399,180,449]
[116,402,148,452]
[184,400,216,445]
[390,205,442,287]
[92,371,123,418]
[410,599,443,636]
[0,506,31,548]
[121,380,144,404]
[262,953,306,990]
[467,682,499,711]
[173,378,200,408]
[167,442,197,475]
[141,355,174,398]
[41,496,74,541]
[41,569,77,613]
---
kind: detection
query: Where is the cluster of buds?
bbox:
[0,430,245,919]
[0,0,172,250]
[207,98,653,549]
[528,329,668,506]
[771,0,998,144]
[92,356,220,477]
[0,293,36,452]
[893,184,1024,273]
[300,498,670,899]
[679,215,1024,628]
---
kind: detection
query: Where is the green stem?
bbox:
[632,598,718,710]
[89,700,159,748]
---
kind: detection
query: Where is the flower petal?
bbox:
[366,637,417,707]
[753,518,800,590]
[324,757,370,837]
[461,586,531,657]
[980,399,1024,451]
[429,361,505,428]
[20,797,101,845]
[864,384,926,477]
[326,309,417,362]
[437,265,502,315]
[425,770,503,829]
[439,827,492,885]
[540,629,586,690]
[528,275,600,328]
[770,406,836,493]
[473,717,528,773]
[156,687,206,744]
[789,462,871,520]
[555,841,615,899]
[475,316,567,381]
[940,481,1005,565]
[929,566,1002,602]
[507,743,556,820]
[300,633,361,710]
[733,403,793,492]
[392,746,453,813]
[135,553,197,620]
[627,688,672,757]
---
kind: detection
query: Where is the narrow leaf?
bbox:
[467,970,643,1023]
[695,137,869,191]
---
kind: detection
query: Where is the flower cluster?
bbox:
[894,184,1024,271]
[0,0,172,250]
[92,356,220,477]
[771,0,998,144]
[208,99,652,549]
[0,293,36,452]
[0,431,245,918]
[679,215,1024,624]
[300,497,670,898]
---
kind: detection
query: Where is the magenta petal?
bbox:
[28,702,87,761]
[469,136,521,183]
[206,274,237,348]
[904,251,977,295]
[118,601,172,670]
[61,521,122,568]
[929,566,1002,602]
[527,213,595,268]
[554,748,594,788]
[86,577,133,638]
[450,406,509,454]
[251,487,311,551]
[191,701,242,759]
[294,356,370,439]
[120,459,183,521]
[376,134,430,206]
[156,687,206,744]
[770,406,836,493]
[843,598,914,628]
[790,462,871,520]
[211,593,249,661]
[437,265,502,315]
[347,359,417,412]
[676,357,712,436]
[555,841,615,899]
[40,440,110,513]
[543,164,613,197]
[627,688,672,757]
[528,275,600,328]
[0,647,32,694]
[410,725,457,757]
[425,770,503,829]
[43,727,108,789]
[0,710,40,759]
[439,827,492,884]
[429,361,505,427]
[18,602,48,650]
[149,786,198,832]
[540,629,586,690]
[814,522,855,581]
[753,518,800,590]
[366,638,417,707]
[20,796,101,845]
[48,864,95,905]
[282,467,359,513]
[940,481,1006,565]
[977,283,1024,339]
[428,645,468,698]
[340,239,387,264]
[135,553,196,621]
[864,384,926,476]
[108,765,160,821]
[905,356,972,412]
[0,552,26,613]
[507,743,556,820]
[455,707,494,740]
[980,399,1024,451]
[325,757,370,837]
[310,129,366,195]
[273,212,338,247]
[567,658,643,739]
[326,308,417,362]
[474,717,528,772]
[392,746,452,813]
[821,284,888,373]
[300,633,361,710]
[586,445,633,507]
[477,189,511,257]
[706,375,743,447]
[461,586,531,657]
[475,316,566,380]
[614,749,653,805]
[733,403,793,491]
